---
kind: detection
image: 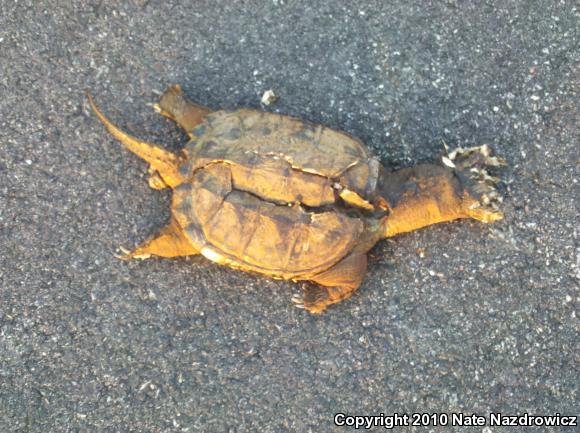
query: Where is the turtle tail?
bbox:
[87,93,186,188]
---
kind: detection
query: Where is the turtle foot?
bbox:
[444,144,506,223]
[291,286,329,314]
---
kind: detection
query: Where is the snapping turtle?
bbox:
[89,85,504,313]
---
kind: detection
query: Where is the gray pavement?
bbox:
[0,1,578,432]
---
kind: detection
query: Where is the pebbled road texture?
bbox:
[1,1,578,432]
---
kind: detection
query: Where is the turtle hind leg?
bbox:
[118,218,198,260]
[293,253,368,314]
[154,84,212,137]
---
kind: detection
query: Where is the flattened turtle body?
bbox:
[184,109,381,209]
[172,163,364,279]
[89,85,504,313]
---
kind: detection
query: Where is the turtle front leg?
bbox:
[118,218,198,260]
[154,84,212,137]
[379,145,505,238]
[293,253,368,314]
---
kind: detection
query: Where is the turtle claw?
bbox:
[115,245,152,261]
[147,167,169,190]
[291,293,307,309]
[114,246,133,261]
[290,287,332,313]
[446,145,506,223]
[146,102,163,114]
[291,293,304,304]
[149,102,176,122]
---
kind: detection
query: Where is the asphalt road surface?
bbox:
[1,1,578,432]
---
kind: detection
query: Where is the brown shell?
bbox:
[172,163,364,278]
[184,109,380,208]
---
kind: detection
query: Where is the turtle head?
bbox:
[156,84,188,122]
[155,84,211,135]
